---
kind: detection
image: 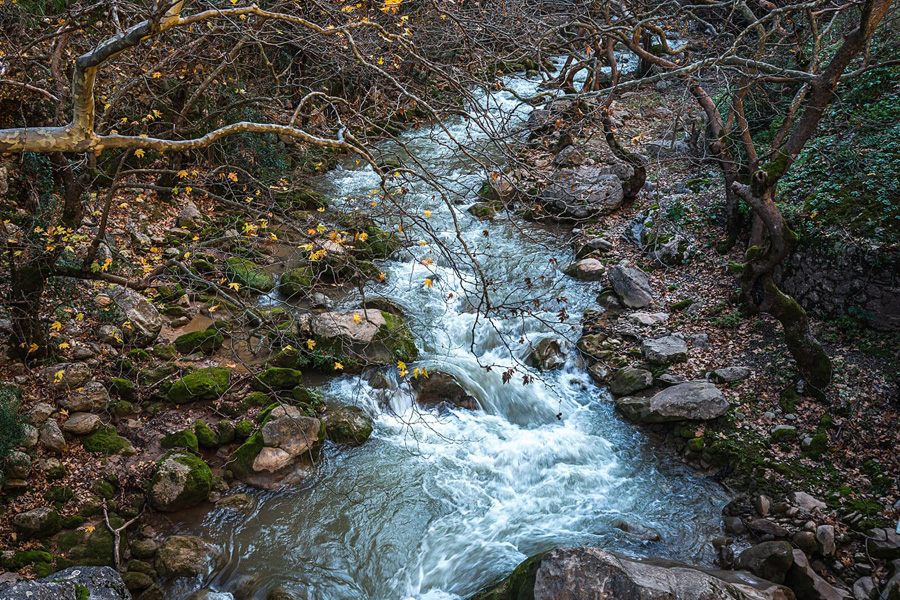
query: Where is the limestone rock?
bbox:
[789,492,826,513]
[616,381,728,423]
[11,507,62,539]
[412,372,478,410]
[62,381,110,412]
[156,535,221,580]
[539,167,625,220]
[866,528,900,559]
[736,542,795,584]
[563,258,605,281]
[708,366,751,384]
[39,419,67,454]
[311,309,417,366]
[608,367,653,396]
[61,412,102,436]
[641,335,688,365]
[472,547,795,600]
[526,337,567,371]
[784,549,851,600]
[0,566,130,600]
[323,405,374,446]
[109,285,162,347]
[148,451,212,512]
[39,362,92,390]
[608,261,653,308]
[176,202,205,230]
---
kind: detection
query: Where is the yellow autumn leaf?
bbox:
[51,321,62,331]
[134,149,145,158]
[334,362,344,370]
[352,313,362,323]
[306,339,316,350]
[228,282,241,291]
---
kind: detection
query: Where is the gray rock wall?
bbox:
[775,240,899,331]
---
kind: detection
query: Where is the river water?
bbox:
[178,65,728,600]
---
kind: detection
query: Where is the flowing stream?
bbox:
[177,64,728,600]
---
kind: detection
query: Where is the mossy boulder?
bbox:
[161,429,199,453]
[227,405,324,489]
[279,267,315,297]
[310,309,417,368]
[122,571,154,592]
[109,378,136,399]
[224,257,275,293]
[81,425,135,455]
[468,201,499,219]
[216,420,236,445]
[194,420,219,449]
[234,420,254,439]
[148,451,212,512]
[151,344,178,361]
[11,507,62,539]
[242,391,271,408]
[174,329,224,355]
[251,367,304,392]
[323,406,374,446]
[167,367,230,403]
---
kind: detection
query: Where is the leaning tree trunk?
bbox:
[733,177,832,397]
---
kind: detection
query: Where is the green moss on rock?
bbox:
[194,420,219,449]
[225,257,275,293]
[81,425,135,455]
[148,451,212,512]
[377,311,418,363]
[251,367,304,391]
[161,429,199,453]
[174,329,224,355]
[279,267,315,297]
[167,367,230,403]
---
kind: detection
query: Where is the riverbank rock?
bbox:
[539,167,625,220]
[62,381,110,412]
[174,329,224,355]
[148,451,212,512]
[616,381,728,423]
[322,405,374,446]
[736,542,795,584]
[167,367,230,403]
[225,257,276,293]
[641,335,688,365]
[39,420,67,453]
[525,337,567,371]
[311,309,417,367]
[156,535,221,580]
[710,366,751,383]
[109,285,162,347]
[61,412,102,436]
[608,261,653,308]
[227,405,324,489]
[866,528,900,559]
[563,258,605,281]
[783,549,851,600]
[11,507,62,539]
[0,566,130,600]
[279,267,314,297]
[472,547,795,600]
[608,367,654,396]
[412,372,478,410]
[39,362,92,390]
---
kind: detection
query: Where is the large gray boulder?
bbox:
[156,535,221,580]
[616,381,728,423]
[736,542,795,584]
[783,549,851,600]
[473,547,795,600]
[61,412,102,436]
[608,261,653,308]
[311,309,417,366]
[539,167,625,220]
[38,362,92,390]
[10,507,62,539]
[642,335,688,365]
[62,381,110,412]
[108,285,162,347]
[148,451,212,512]
[608,367,654,396]
[0,566,131,600]
[563,258,606,281]
[412,372,478,410]
[228,405,324,489]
